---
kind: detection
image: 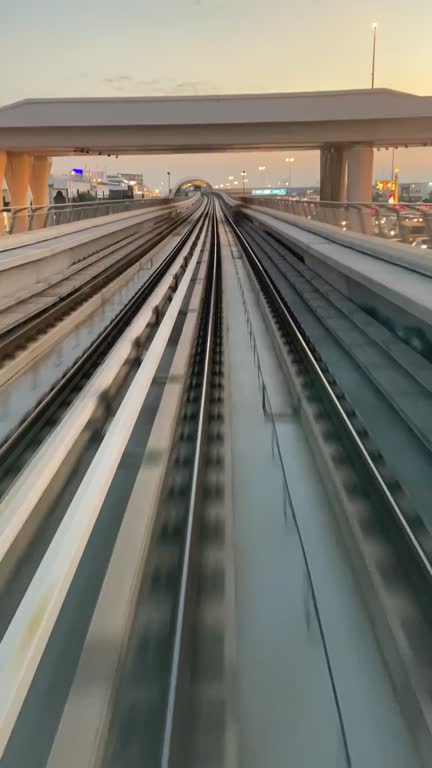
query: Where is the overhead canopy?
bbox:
[0,89,431,155]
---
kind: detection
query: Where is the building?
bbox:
[2,175,91,206]
[119,172,144,187]
[118,172,153,198]
[398,182,432,203]
[95,172,151,199]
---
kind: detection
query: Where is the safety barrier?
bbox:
[239,196,432,248]
[0,197,172,235]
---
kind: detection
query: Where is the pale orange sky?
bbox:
[3,0,432,186]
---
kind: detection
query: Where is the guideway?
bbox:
[0,191,429,767]
[219,206,419,768]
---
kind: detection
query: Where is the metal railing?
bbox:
[239,196,432,248]
[0,197,173,235]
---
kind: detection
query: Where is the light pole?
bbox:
[241,170,247,194]
[285,157,294,189]
[394,167,399,204]
[258,165,266,188]
[371,23,377,88]
[391,148,396,182]
[167,171,171,196]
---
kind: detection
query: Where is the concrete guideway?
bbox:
[0,207,210,761]
[46,224,212,768]
[0,196,199,317]
[0,207,204,451]
[0,191,431,766]
[238,202,432,332]
[223,199,432,766]
[219,208,420,768]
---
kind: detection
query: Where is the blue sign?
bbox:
[71,168,84,175]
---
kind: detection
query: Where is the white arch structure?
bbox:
[171,178,212,196]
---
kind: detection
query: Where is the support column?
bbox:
[320,146,346,202]
[5,152,33,233]
[346,146,373,202]
[30,156,52,229]
[0,151,6,235]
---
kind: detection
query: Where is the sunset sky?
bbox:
[2,0,432,187]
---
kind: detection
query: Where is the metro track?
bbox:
[0,205,196,361]
[101,205,226,768]
[231,212,432,562]
[0,195,208,564]
[221,201,432,765]
[1,194,431,767]
[0,202,208,494]
[0,198,222,766]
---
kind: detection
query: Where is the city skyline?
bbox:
[3,0,432,184]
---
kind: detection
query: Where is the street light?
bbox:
[285,157,295,188]
[394,167,400,204]
[241,170,247,193]
[371,23,378,88]
[258,165,267,187]
[167,171,171,195]
[391,147,397,182]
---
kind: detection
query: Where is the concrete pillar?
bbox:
[320,146,346,202]
[30,156,52,205]
[0,150,6,235]
[30,156,52,229]
[346,146,373,202]
[5,152,33,232]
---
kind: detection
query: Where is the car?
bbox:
[411,237,432,249]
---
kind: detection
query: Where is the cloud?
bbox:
[103,75,132,85]
[101,76,220,96]
[173,80,213,94]
[135,79,162,87]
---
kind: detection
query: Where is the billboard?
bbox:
[375,180,396,192]
[251,188,287,196]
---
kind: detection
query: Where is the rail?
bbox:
[0,203,208,487]
[238,196,432,247]
[0,197,174,235]
[227,199,432,765]
[161,204,219,767]
[0,204,211,758]
[225,209,352,768]
[230,204,432,578]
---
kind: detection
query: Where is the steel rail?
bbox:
[0,202,210,482]
[227,211,432,585]
[0,207,197,358]
[161,204,219,768]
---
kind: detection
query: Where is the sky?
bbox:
[2,0,432,187]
